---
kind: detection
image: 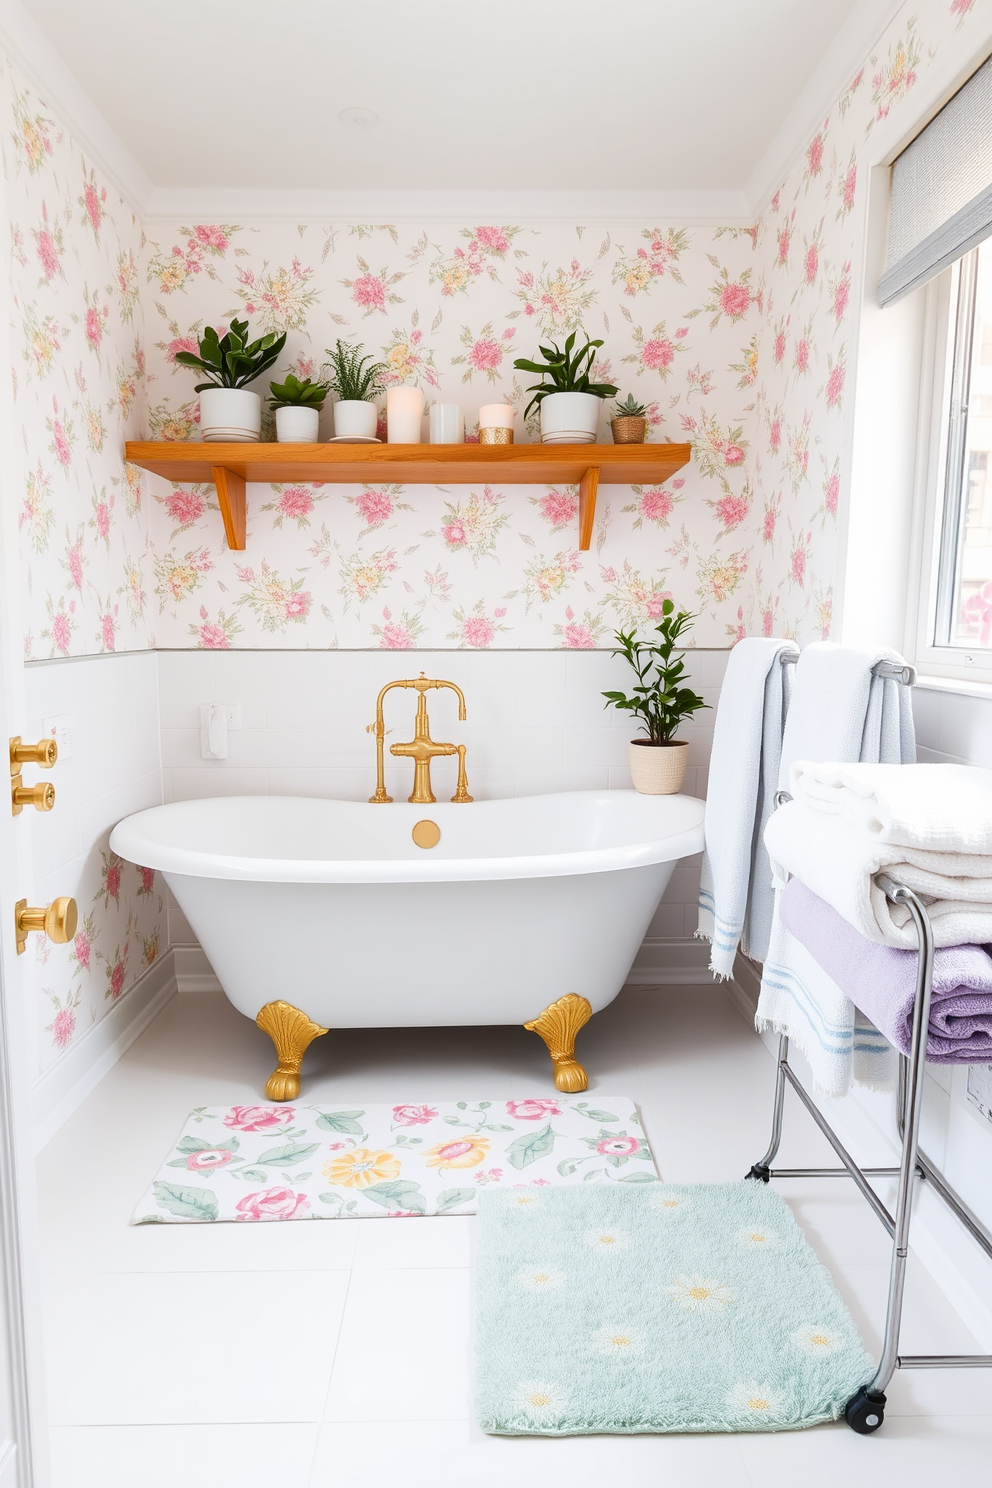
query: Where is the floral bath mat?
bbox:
[131,1097,657,1223]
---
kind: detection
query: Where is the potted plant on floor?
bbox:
[603,601,708,795]
[325,338,389,439]
[513,331,618,444]
[174,318,287,442]
[269,372,331,442]
[611,393,648,444]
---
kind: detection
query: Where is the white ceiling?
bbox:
[18,0,899,205]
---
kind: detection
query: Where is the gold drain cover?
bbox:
[412,819,440,849]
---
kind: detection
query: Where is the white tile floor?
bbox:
[36,983,992,1487]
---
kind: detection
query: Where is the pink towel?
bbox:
[780,878,992,1062]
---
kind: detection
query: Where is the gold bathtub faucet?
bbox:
[370,673,473,805]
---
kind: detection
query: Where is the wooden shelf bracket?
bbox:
[211,466,246,551]
[578,466,599,552]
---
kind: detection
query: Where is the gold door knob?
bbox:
[15,896,77,956]
[9,735,58,769]
[11,781,55,814]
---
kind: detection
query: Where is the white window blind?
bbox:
[880,52,992,307]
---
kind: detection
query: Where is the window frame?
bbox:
[910,251,992,685]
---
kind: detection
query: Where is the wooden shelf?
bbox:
[124,440,691,552]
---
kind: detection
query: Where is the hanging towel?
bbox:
[789,761,992,854]
[777,642,916,790]
[697,637,798,976]
[780,878,992,1063]
[758,887,896,1096]
[764,800,992,948]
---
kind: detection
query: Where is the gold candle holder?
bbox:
[479,426,513,445]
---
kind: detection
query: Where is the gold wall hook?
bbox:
[15,896,77,956]
[11,780,55,815]
[9,735,58,771]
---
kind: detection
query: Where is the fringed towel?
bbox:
[697,637,798,976]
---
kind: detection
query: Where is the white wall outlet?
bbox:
[41,714,73,761]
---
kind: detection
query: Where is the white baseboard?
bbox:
[173,943,221,993]
[31,950,177,1152]
[624,936,715,985]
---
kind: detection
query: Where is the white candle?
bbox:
[429,403,464,444]
[387,385,424,443]
[478,403,514,429]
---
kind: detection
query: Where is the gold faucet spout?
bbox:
[369,672,471,805]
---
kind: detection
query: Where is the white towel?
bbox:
[697,637,798,976]
[778,642,916,790]
[764,801,992,948]
[757,889,896,1097]
[790,761,992,853]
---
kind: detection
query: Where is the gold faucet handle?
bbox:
[15,896,77,955]
[451,744,473,803]
[10,735,58,770]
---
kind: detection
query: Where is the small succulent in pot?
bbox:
[174,317,288,443]
[269,373,331,443]
[325,338,389,439]
[611,393,648,445]
[602,601,708,795]
[513,331,618,444]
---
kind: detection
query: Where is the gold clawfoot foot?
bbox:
[524,993,593,1093]
[255,1000,329,1101]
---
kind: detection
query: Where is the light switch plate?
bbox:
[41,714,73,760]
[221,704,241,729]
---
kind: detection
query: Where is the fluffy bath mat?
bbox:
[475,1182,874,1435]
[131,1097,657,1223]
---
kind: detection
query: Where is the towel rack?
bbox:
[778,652,918,687]
[748,796,992,1434]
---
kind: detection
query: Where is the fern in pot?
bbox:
[174,318,287,443]
[513,330,617,444]
[603,601,708,794]
[325,339,388,440]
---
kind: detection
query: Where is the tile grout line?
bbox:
[306,1261,356,1486]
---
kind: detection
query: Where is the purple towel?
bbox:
[780,878,992,1062]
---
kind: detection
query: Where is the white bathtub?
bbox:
[111,790,703,1093]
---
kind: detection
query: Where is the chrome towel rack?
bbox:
[778,652,918,687]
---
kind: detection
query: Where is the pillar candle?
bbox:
[387,385,424,443]
[478,403,515,429]
[429,403,464,444]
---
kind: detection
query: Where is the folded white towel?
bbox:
[790,761,992,853]
[778,642,915,790]
[765,801,992,948]
[698,637,798,976]
[757,889,896,1097]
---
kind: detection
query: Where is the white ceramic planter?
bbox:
[334,400,379,439]
[628,739,688,795]
[540,391,602,444]
[275,405,320,443]
[199,387,262,443]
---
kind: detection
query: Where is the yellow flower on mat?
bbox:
[323,1148,400,1188]
[791,1325,841,1355]
[424,1135,490,1171]
[663,1276,735,1313]
[727,1383,783,1417]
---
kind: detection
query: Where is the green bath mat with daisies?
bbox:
[475,1182,874,1435]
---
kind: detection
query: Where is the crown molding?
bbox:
[0,0,152,216]
[743,0,909,217]
[142,186,751,226]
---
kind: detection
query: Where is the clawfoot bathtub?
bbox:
[110,791,704,1098]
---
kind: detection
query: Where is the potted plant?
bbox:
[325,339,388,439]
[269,373,330,443]
[611,393,648,445]
[602,601,708,795]
[174,318,287,442]
[513,331,618,444]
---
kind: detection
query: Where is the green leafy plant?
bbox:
[513,330,619,418]
[324,339,388,402]
[602,601,708,744]
[173,317,287,391]
[613,393,647,418]
[268,373,330,410]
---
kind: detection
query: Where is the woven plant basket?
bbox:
[611,415,647,445]
[628,738,688,795]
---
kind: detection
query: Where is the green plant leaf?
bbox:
[360,1181,427,1214]
[435,1187,475,1214]
[316,1110,366,1133]
[151,1181,218,1221]
[506,1123,556,1170]
[575,1107,619,1122]
[255,1140,320,1167]
[556,1157,581,1176]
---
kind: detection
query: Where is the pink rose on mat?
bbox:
[506,1099,562,1121]
[235,1187,310,1221]
[224,1105,295,1132]
[392,1104,438,1126]
[597,1136,640,1156]
[187,1149,234,1171]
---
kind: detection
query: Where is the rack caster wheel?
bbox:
[744,1163,771,1182]
[844,1385,885,1434]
